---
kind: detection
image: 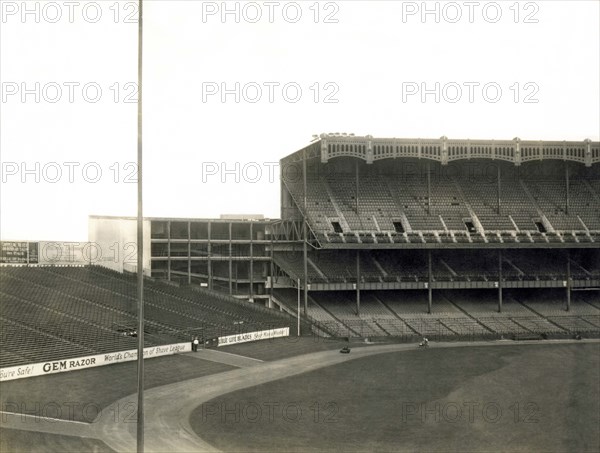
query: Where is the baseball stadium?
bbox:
[1,134,599,452]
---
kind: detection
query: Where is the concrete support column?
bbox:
[249,222,253,301]
[497,166,502,215]
[207,221,212,290]
[356,160,360,217]
[167,221,171,281]
[356,250,361,316]
[565,164,570,215]
[228,222,232,295]
[427,163,431,215]
[303,151,308,316]
[187,222,191,284]
[427,250,432,314]
[566,250,571,312]
[498,250,503,313]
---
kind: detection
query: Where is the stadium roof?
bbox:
[281,134,600,167]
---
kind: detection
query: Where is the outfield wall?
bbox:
[1,327,291,381]
[218,327,290,346]
[0,342,191,382]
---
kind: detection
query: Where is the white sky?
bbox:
[1,0,599,241]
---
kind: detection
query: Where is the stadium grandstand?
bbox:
[1,134,599,371]
[272,134,599,338]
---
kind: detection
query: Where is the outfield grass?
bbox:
[220,336,363,361]
[191,343,600,452]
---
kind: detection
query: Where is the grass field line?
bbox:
[203,348,264,362]
[89,338,599,453]
[185,348,265,367]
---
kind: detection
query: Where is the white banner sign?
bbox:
[218,327,290,347]
[0,342,191,382]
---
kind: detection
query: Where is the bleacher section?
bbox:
[0,266,294,368]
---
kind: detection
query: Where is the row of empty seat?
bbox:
[320,230,597,244]
[274,249,599,283]
[283,167,600,236]
[0,266,295,368]
[272,289,600,339]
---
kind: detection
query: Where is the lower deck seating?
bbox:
[548,316,600,333]
[514,289,600,316]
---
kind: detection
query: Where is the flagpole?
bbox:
[136,0,144,451]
